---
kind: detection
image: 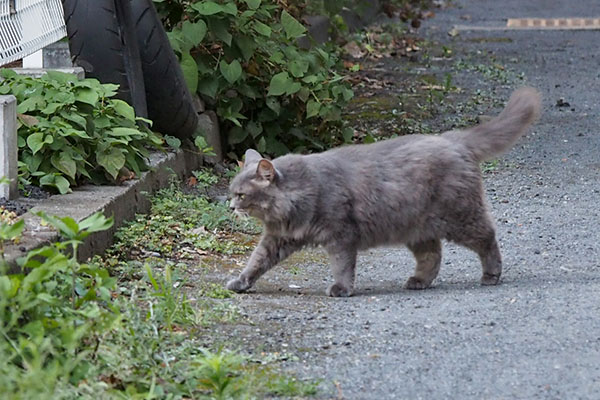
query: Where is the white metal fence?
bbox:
[0,0,66,65]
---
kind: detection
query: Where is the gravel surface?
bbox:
[220,1,600,398]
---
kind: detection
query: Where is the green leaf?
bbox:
[109,127,144,137]
[210,18,233,46]
[281,10,306,39]
[75,87,99,105]
[0,68,17,79]
[111,99,135,121]
[198,77,219,99]
[0,219,24,241]
[235,35,257,61]
[265,97,280,115]
[51,151,77,179]
[228,127,249,145]
[180,51,199,93]
[59,110,87,128]
[164,135,181,149]
[246,120,263,138]
[221,2,238,15]
[342,87,354,101]
[41,102,63,115]
[286,81,301,95]
[297,87,310,102]
[44,70,77,84]
[17,96,41,113]
[79,212,114,233]
[97,148,126,179]
[342,127,354,143]
[257,136,266,153]
[191,1,224,15]
[253,21,272,37]
[182,20,207,46]
[27,132,45,154]
[219,60,242,84]
[245,0,261,9]
[167,30,183,53]
[289,59,309,78]
[54,175,71,194]
[39,174,71,194]
[306,99,320,118]
[267,72,291,96]
[363,134,376,144]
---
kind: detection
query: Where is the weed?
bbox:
[193,168,219,189]
[266,375,320,397]
[109,179,259,261]
[201,282,233,299]
[192,349,247,399]
[482,160,499,174]
[145,263,199,330]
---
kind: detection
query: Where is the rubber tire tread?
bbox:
[130,0,199,139]
[61,0,132,102]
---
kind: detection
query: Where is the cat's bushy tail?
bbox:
[443,87,541,161]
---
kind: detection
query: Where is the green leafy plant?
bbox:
[192,348,247,399]
[0,212,119,398]
[153,0,354,157]
[0,69,164,194]
[145,263,198,330]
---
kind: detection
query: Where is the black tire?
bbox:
[62,0,148,118]
[62,0,199,139]
[130,0,199,140]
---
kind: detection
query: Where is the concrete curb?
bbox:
[4,148,202,271]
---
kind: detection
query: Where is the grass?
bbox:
[0,167,319,399]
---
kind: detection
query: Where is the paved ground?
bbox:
[222,1,600,398]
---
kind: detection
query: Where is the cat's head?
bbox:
[229,149,283,222]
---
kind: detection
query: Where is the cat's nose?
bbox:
[228,200,235,211]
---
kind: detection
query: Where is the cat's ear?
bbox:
[256,159,276,182]
[244,149,262,167]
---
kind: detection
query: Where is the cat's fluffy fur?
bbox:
[227,87,541,296]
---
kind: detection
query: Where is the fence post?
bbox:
[0,95,18,200]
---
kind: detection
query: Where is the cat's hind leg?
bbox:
[405,239,442,290]
[453,216,502,286]
[325,247,357,297]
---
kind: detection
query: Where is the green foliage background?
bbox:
[0,70,162,194]
[153,0,354,157]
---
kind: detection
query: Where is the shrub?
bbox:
[153,0,354,157]
[0,69,163,194]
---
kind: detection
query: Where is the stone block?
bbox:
[0,95,18,200]
[197,110,223,163]
[12,67,85,79]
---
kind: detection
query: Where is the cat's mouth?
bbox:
[233,209,250,219]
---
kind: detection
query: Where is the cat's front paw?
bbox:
[226,277,251,293]
[404,276,431,290]
[326,283,353,297]
[481,273,501,286]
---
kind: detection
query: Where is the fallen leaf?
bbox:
[117,167,136,183]
[343,41,365,59]
[187,176,198,187]
[17,113,39,127]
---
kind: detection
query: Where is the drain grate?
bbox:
[506,17,600,29]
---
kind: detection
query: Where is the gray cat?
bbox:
[227,87,541,297]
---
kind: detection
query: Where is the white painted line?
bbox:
[455,17,600,31]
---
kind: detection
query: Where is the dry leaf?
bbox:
[187,176,198,187]
[343,41,365,59]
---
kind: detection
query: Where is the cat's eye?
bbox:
[236,193,246,200]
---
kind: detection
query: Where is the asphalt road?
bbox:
[223,1,600,398]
